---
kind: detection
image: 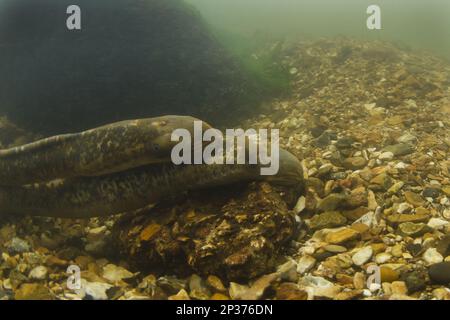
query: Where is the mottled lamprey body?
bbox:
[0,116,303,218]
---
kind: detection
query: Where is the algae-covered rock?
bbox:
[112,182,299,281]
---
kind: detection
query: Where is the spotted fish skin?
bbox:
[0,115,303,218]
[0,115,210,186]
[0,161,279,218]
[0,149,303,218]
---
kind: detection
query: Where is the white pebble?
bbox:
[423,248,444,265]
[352,246,373,266]
[427,218,449,230]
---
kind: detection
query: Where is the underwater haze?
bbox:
[186,0,450,59]
[1,0,450,302]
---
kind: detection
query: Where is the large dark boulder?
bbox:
[0,0,264,135]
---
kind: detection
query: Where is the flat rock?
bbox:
[386,213,429,225]
[297,255,316,274]
[382,143,414,156]
[342,157,367,170]
[317,194,348,212]
[404,191,425,207]
[102,264,134,283]
[370,173,393,190]
[308,211,347,230]
[228,282,250,300]
[14,283,53,300]
[325,228,360,245]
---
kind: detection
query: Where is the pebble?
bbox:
[296,255,316,274]
[397,202,413,214]
[189,274,211,300]
[423,248,444,265]
[432,288,450,300]
[308,211,347,230]
[325,228,360,244]
[387,181,404,194]
[394,162,407,170]
[390,281,408,295]
[210,293,230,300]
[405,243,423,257]
[353,272,365,289]
[396,133,417,144]
[45,255,69,267]
[240,273,278,300]
[422,187,440,199]
[427,218,448,230]
[386,213,429,225]
[444,208,450,220]
[442,186,450,197]
[381,143,414,156]
[402,271,427,293]
[276,260,298,282]
[342,156,367,170]
[275,283,308,300]
[289,67,298,75]
[83,280,114,300]
[206,275,226,293]
[378,152,394,161]
[317,193,348,212]
[229,282,249,300]
[28,266,48,280]
[14,283,53,300]
[428,262,450,285]
[370,173,393,190]
[300,276,341,299]
[323,245,347,253]
[398,222,430,237]
[404,191,425,207]
[346,187,368,208]
[375,253,392,264]
[7,237,30,254]
[294,196,306,214]
[102,264,134,283]
[436,235,450,257]
[168,289,190,300]
[352,246,373,266]
[157,276,186,295]
[380,266,400,283]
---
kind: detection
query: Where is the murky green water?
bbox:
[186,0,450,59]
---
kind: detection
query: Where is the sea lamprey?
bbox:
[0,115,211,185]
[0,116,303,218]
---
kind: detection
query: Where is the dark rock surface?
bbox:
[0,0,264,135]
